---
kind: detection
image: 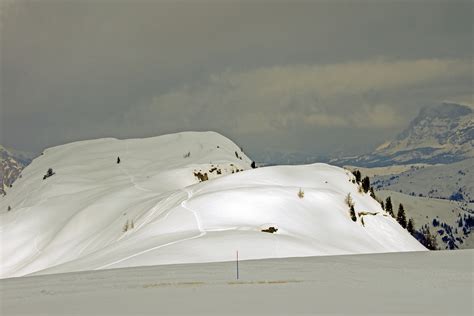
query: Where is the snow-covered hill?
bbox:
[371,159,473,203]
[332,102,473,167]
[0,132,424,278]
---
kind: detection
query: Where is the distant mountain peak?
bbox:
[419,102,472,119]
[0,146,33,196]
[332,102,473,167]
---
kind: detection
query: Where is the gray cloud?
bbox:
[113,58,471,155]
[1,0,472,158]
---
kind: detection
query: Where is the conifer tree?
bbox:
[352,170,361,183]
[369,187,376,199]
[423,226,438,250]
[397,203,407,228]
[385,196,394,217]
[361,176,370,193]
[407,218,415,235]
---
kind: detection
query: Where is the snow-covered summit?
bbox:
[0,131,424,278]
[376,102,473,161]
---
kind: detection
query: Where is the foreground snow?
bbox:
[1,250,472,315]
[0,132,424,278]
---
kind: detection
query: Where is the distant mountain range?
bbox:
[331,102,473,167]
[0,146,35,196]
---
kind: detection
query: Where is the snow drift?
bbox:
[0,132,425,278]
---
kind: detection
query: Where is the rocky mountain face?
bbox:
[332,102,473,167]
[0,146,33,196]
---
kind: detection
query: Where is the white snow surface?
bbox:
[0,131,425,278]
[2,250,472,316]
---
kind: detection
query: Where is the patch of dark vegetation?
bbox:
[413,225,438,250]
[350,205,357,222]
[357,211,378,217]
[193,171,209,182]
[297,188,304,198]
[352,170,361,183]
[261,226,278,233]
[43,168,55,180]
[361,176,370,193]
[449,190,464,201]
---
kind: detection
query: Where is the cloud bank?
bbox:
[120,58,471,136]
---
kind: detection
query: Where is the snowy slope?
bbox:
[344,162,473,250]
[371,158,474,203]
[0,132,424,278]
[1,250,472,316]
[376,190,473,250]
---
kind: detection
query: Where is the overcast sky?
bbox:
[1,0,472,159]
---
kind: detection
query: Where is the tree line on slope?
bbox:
[351,169,438,250]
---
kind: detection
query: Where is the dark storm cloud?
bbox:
[1,0,472,158]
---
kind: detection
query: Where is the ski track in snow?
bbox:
[94,231,206,270]
[94,187,206,270]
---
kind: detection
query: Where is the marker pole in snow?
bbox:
[236,250,239,280]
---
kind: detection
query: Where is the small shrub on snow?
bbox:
[349,205,357,222]
[261,226,278,233]
[43,168,55,180]
[194,171,209,182]
[123,220,129,232]
[297,188,305,199]
[123,220,134,232]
